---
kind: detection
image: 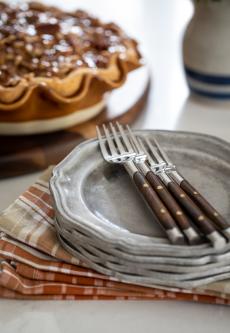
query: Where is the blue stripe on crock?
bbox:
[185,67,230,85]
[189,86,230,99]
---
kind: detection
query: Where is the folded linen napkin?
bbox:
[0,260,229,304]
[0,167,229,305]
[0,234,228,301]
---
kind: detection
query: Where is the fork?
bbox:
[152,137,230,240]
[142,136,227,249]
[122,125,202,245]
[96,123,185,245]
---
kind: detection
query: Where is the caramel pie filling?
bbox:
[0,2,141,123]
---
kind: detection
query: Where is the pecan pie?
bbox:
[0,2,141,134]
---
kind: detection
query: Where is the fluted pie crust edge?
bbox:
[0,2,141,130]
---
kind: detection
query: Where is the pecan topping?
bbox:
[36,22,60,35]
[0,2,140,86]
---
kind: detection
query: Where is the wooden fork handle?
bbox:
[180,179,230,236]
[145,171,201,244]
[133,171,185,245]
[167,181,226,248]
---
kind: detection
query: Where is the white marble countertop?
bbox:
[1,0,230,332]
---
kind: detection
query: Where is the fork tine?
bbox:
[102,123,117,156]
[138,138,156,165]
[126,125,144,155]
[96,126,110,161]
[152,137,173,165]
[109,122,126,154]
[116,122,134,153]
[144,137,165,164]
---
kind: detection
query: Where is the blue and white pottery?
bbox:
[183,0,230,99]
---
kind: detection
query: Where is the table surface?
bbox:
[1,0,230,332]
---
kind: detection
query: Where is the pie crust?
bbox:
[0,2,141,133]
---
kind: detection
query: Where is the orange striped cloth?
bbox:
[0,166,230,305]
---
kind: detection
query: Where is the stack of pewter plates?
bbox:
[50,130,230,289]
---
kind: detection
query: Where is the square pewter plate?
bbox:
[50,130,230,258]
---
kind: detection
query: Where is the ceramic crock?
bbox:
[183,0,230,99]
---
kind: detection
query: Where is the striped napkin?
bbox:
[0,167,230,305]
